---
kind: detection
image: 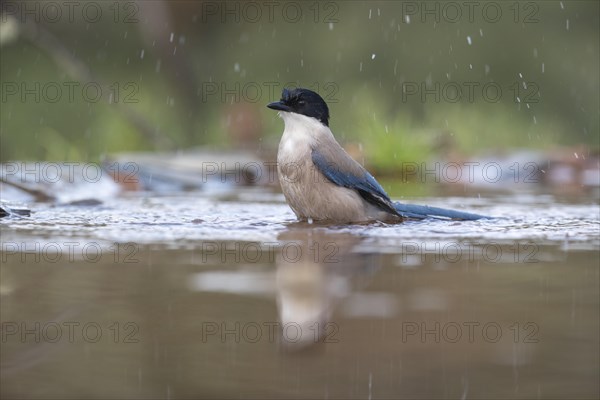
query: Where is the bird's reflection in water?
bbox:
[275,226,378,350]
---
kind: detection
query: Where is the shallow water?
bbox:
[1,190,599,399]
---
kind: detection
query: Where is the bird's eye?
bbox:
[298,100,305,105]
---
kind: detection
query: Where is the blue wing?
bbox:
[311,148,399,215]
[312,148,491,221]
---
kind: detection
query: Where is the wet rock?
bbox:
[0,202,31,218]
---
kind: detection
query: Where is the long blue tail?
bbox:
[394,202,490,221]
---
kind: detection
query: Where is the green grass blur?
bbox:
[1,1,598,165]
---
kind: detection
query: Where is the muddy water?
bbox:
[1,190,599,399]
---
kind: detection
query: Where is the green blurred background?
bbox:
[1,0,598,168]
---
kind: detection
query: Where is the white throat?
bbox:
[280,111,326,133]
[277,112,329,162]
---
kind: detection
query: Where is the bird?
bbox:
[267,87,489,223]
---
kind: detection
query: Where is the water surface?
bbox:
[1,190,598,399]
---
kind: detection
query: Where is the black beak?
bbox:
[267,101,291,112]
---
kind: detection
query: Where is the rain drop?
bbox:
[371,53,376,60]
[169,32,174,43]
[467,36,472,45]
[140,49,145,59]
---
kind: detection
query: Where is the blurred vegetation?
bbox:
[1,1,598,166]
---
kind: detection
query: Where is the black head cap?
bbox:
[267,88,330,126]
